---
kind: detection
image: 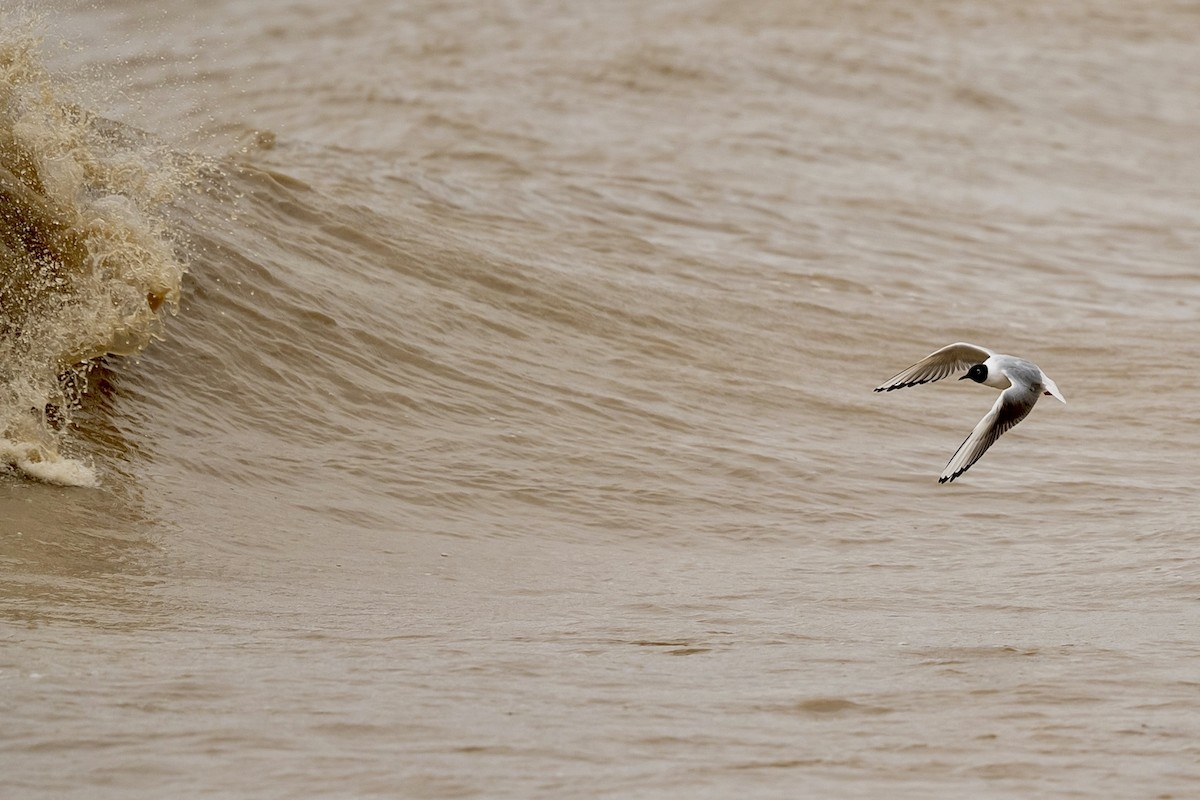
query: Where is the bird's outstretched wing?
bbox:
[874,342,994,392]
[939,384,1039,483]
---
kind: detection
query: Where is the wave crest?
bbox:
[0,22,185,485]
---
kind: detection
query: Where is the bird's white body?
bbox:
[977,353,1065,401]
[874,342,1064,483]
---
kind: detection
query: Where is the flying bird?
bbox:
[874,342,1065,483]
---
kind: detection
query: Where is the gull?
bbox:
[874,342,1065,483]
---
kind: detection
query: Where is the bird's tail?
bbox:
[1042,375,1066,403]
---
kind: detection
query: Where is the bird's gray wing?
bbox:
[939,384,1038,483]
[874,342,994,392]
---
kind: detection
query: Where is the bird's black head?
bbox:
[960,363,988,383]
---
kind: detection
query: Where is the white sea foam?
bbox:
[0,438,97,487]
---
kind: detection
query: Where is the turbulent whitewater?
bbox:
[0,24,183,484]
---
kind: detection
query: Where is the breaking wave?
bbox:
[0,22,185,485]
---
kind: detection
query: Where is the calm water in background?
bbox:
[3,1,1200,797]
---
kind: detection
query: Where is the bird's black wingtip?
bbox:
[939,467,969,484]
[876,381,926,393]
